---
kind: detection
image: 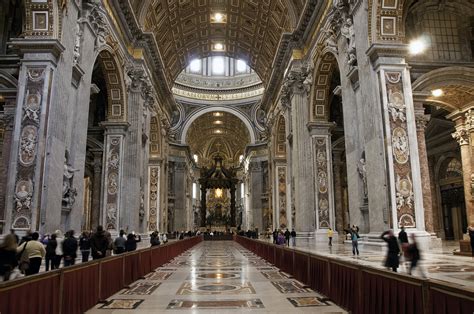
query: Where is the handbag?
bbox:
[17,241,30,273]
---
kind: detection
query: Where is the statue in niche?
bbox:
[73,24,83,65]
[20,126,37,165]
[63,150,79,208]
[15,180,33,212]
[23,91,41,124]
[357,158,368,201]
[341,18,357,66]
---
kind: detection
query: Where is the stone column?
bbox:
[367,45,426,233]
[414,104,434,233]
[249,161,263,231]
[90,150,103,229]
[5,40,65,232]
[451,113,474,226]
[333,149,345,233]
[173,160,187,231]
[101,122,128,232]
[308,122,336,238]
[147,163,160,231]
[282,61,315,235]
[274,164,288,229]
[0,99,15,229]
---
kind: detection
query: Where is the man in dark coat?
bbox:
[62,230,78,267]
[381,230,400,272]
[90,226,108,260]
[284,229,291,247]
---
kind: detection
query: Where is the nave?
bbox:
[87,241,345,313]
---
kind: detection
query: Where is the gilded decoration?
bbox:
[24,0,54,37]
[148,166,160,231]
[385,71,415,228]
[12,67,46,229]
[277,166,287,228]
[105,136,122,230]
[314,138,330,228]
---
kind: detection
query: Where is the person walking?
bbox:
[381,230,400,272]
[328,228,334,247]
[79,231,91,262]
[344,225,360,256]
[0,234,19,281]
[125,233,142,252]
[290,229,296,247]
[62,230,78,267]
[272,229,278,244]
[45,233,58,271]
[114,230,127,254]
[407,234,427,278]
[90,226,108,260]
[398,226,409,270]
[284,229,291,247]
[16,232,45,276]
[468,223,474,259]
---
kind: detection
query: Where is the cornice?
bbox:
[9,39,65,63]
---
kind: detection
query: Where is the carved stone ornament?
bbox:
[392,127,410,164]
[14,180,33,213]
[73,24,83,66]
[387,89,406,122]
[86,0,110,49]
[452,128,469,146]
[328,0,357,66]
[62,150,79,209]
[19,125,38,166]
[357,157,368,199]
[23,90,41,124]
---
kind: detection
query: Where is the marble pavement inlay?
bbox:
[166,299,265,309]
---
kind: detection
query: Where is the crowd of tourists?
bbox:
[0,226,185,282]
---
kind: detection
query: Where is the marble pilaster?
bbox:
[91,150,103,229]
[333,149,345,233]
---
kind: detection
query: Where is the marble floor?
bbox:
[87,241,346,314]
[260,237,474,289]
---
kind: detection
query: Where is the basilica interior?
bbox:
[0,0,474,312]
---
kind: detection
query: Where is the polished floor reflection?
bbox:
[87,241,346,313]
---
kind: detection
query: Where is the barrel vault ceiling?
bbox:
[129,0,306,85]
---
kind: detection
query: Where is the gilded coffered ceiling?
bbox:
[129,0,306,85]
[186,111,250,167]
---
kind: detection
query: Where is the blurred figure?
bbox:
[10,229,19,244]
[291,229,296,247]
[407,234,427,278]
[272,229,278,244]
[284,229,291,246]
[114,230,126,254]
[277,231,285,245]
[54,230,64,269]
[90,226,108,260]
[125,233,141,252]
[45,234,58,271]
[328,228,334,247]
[398,226,409,270]
[344,225,360,256]
[79,231,91,262]
[63,230,78,267]
[105,231,113,256]
[0,234,19,281]
[381,230,400,272]
[150,231,160,246]
[16,232,45,276]
[468,223,474,259]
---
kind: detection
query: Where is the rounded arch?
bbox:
[412,67,474,112]
[91,49,128,122]
[310,52,340,122]
[180,106,257,144]
[434,153,464,187]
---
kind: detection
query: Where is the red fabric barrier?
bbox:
[359,271,423,314]
[430,287,474,314]
[0,273,60,314]
[124,253,141,285]
[329,262,357,311]
[62,264,100,314]
[293,251,308,284]
[308,256,329,296]
[100,257,125,300]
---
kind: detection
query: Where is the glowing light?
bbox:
[431,89,444,97]
[409,38,427,55]
[193,154,199,163]
[214,43,224,51]
[213,112,223,117]
[214,129,222,134]
[212,57,225,74]
[236,59,247,72]
[215,188,223,198]
[189,59,201,72]
[214,120,223,125]
[214,13,223,22]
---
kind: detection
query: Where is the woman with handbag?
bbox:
[16,232,45,276]
[0,234,18,281]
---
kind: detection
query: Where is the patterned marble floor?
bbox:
[87,241,346,314]
[260,237,474,289]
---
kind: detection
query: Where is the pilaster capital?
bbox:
[452,127,470,146]
[415,113,430,131]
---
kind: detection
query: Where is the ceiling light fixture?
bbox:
[214,120,223,125]
[431,89,444,97]
[211,12,226,23]
[213,112,223,117]
[214,13,223,22]
[214,43,224,51]
[408,38,427,55]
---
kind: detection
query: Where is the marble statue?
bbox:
[341,18,357,65]
[357,158,368,199]
[63,150,79,208]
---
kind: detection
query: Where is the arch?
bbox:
[92,50,127,122]
[0,70,18,92]
[180,106,257,144]
[412,67,474,112]
[310,52,339,121]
